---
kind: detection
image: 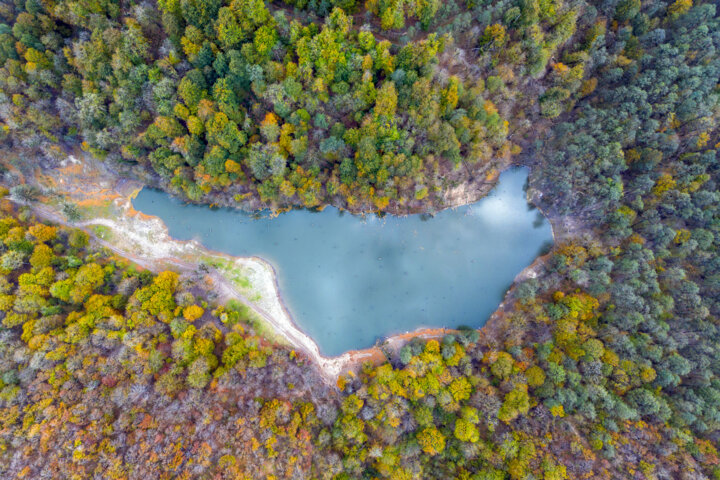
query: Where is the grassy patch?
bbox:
[202,255,254,292]
[91,224,112,240]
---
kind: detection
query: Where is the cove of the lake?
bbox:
[133,168,553,356]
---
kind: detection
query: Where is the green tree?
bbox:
[498,387,530,423]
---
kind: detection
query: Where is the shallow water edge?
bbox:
[133,167,553,356]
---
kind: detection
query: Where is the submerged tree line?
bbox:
[0,0,720,478]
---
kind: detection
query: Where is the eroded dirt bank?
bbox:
[8,150,564,381]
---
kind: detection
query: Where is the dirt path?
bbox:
[8,150,567,383]
[17,199,353,383]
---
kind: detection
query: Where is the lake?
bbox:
[133,168,552,356]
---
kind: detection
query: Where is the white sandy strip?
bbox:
[70,200,355,381]
[12,190,350,381]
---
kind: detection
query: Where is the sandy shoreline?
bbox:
[10,151,560,381]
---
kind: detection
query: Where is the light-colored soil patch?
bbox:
[12,152,370,381]
[442,165,504,209]
[9,150,564,381]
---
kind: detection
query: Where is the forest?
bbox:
[0,0,594,212]
[0,0,720,478]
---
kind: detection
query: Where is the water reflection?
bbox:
[133,168,553,356]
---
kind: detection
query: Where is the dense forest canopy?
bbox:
[0,0,596,211]
[0,0,719,478]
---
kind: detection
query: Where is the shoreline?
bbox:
[9,151,561,381]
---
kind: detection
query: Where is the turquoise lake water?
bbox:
[133,168,552,356]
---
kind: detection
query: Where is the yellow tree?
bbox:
[183,305,204,322]
[417,427,445,455]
